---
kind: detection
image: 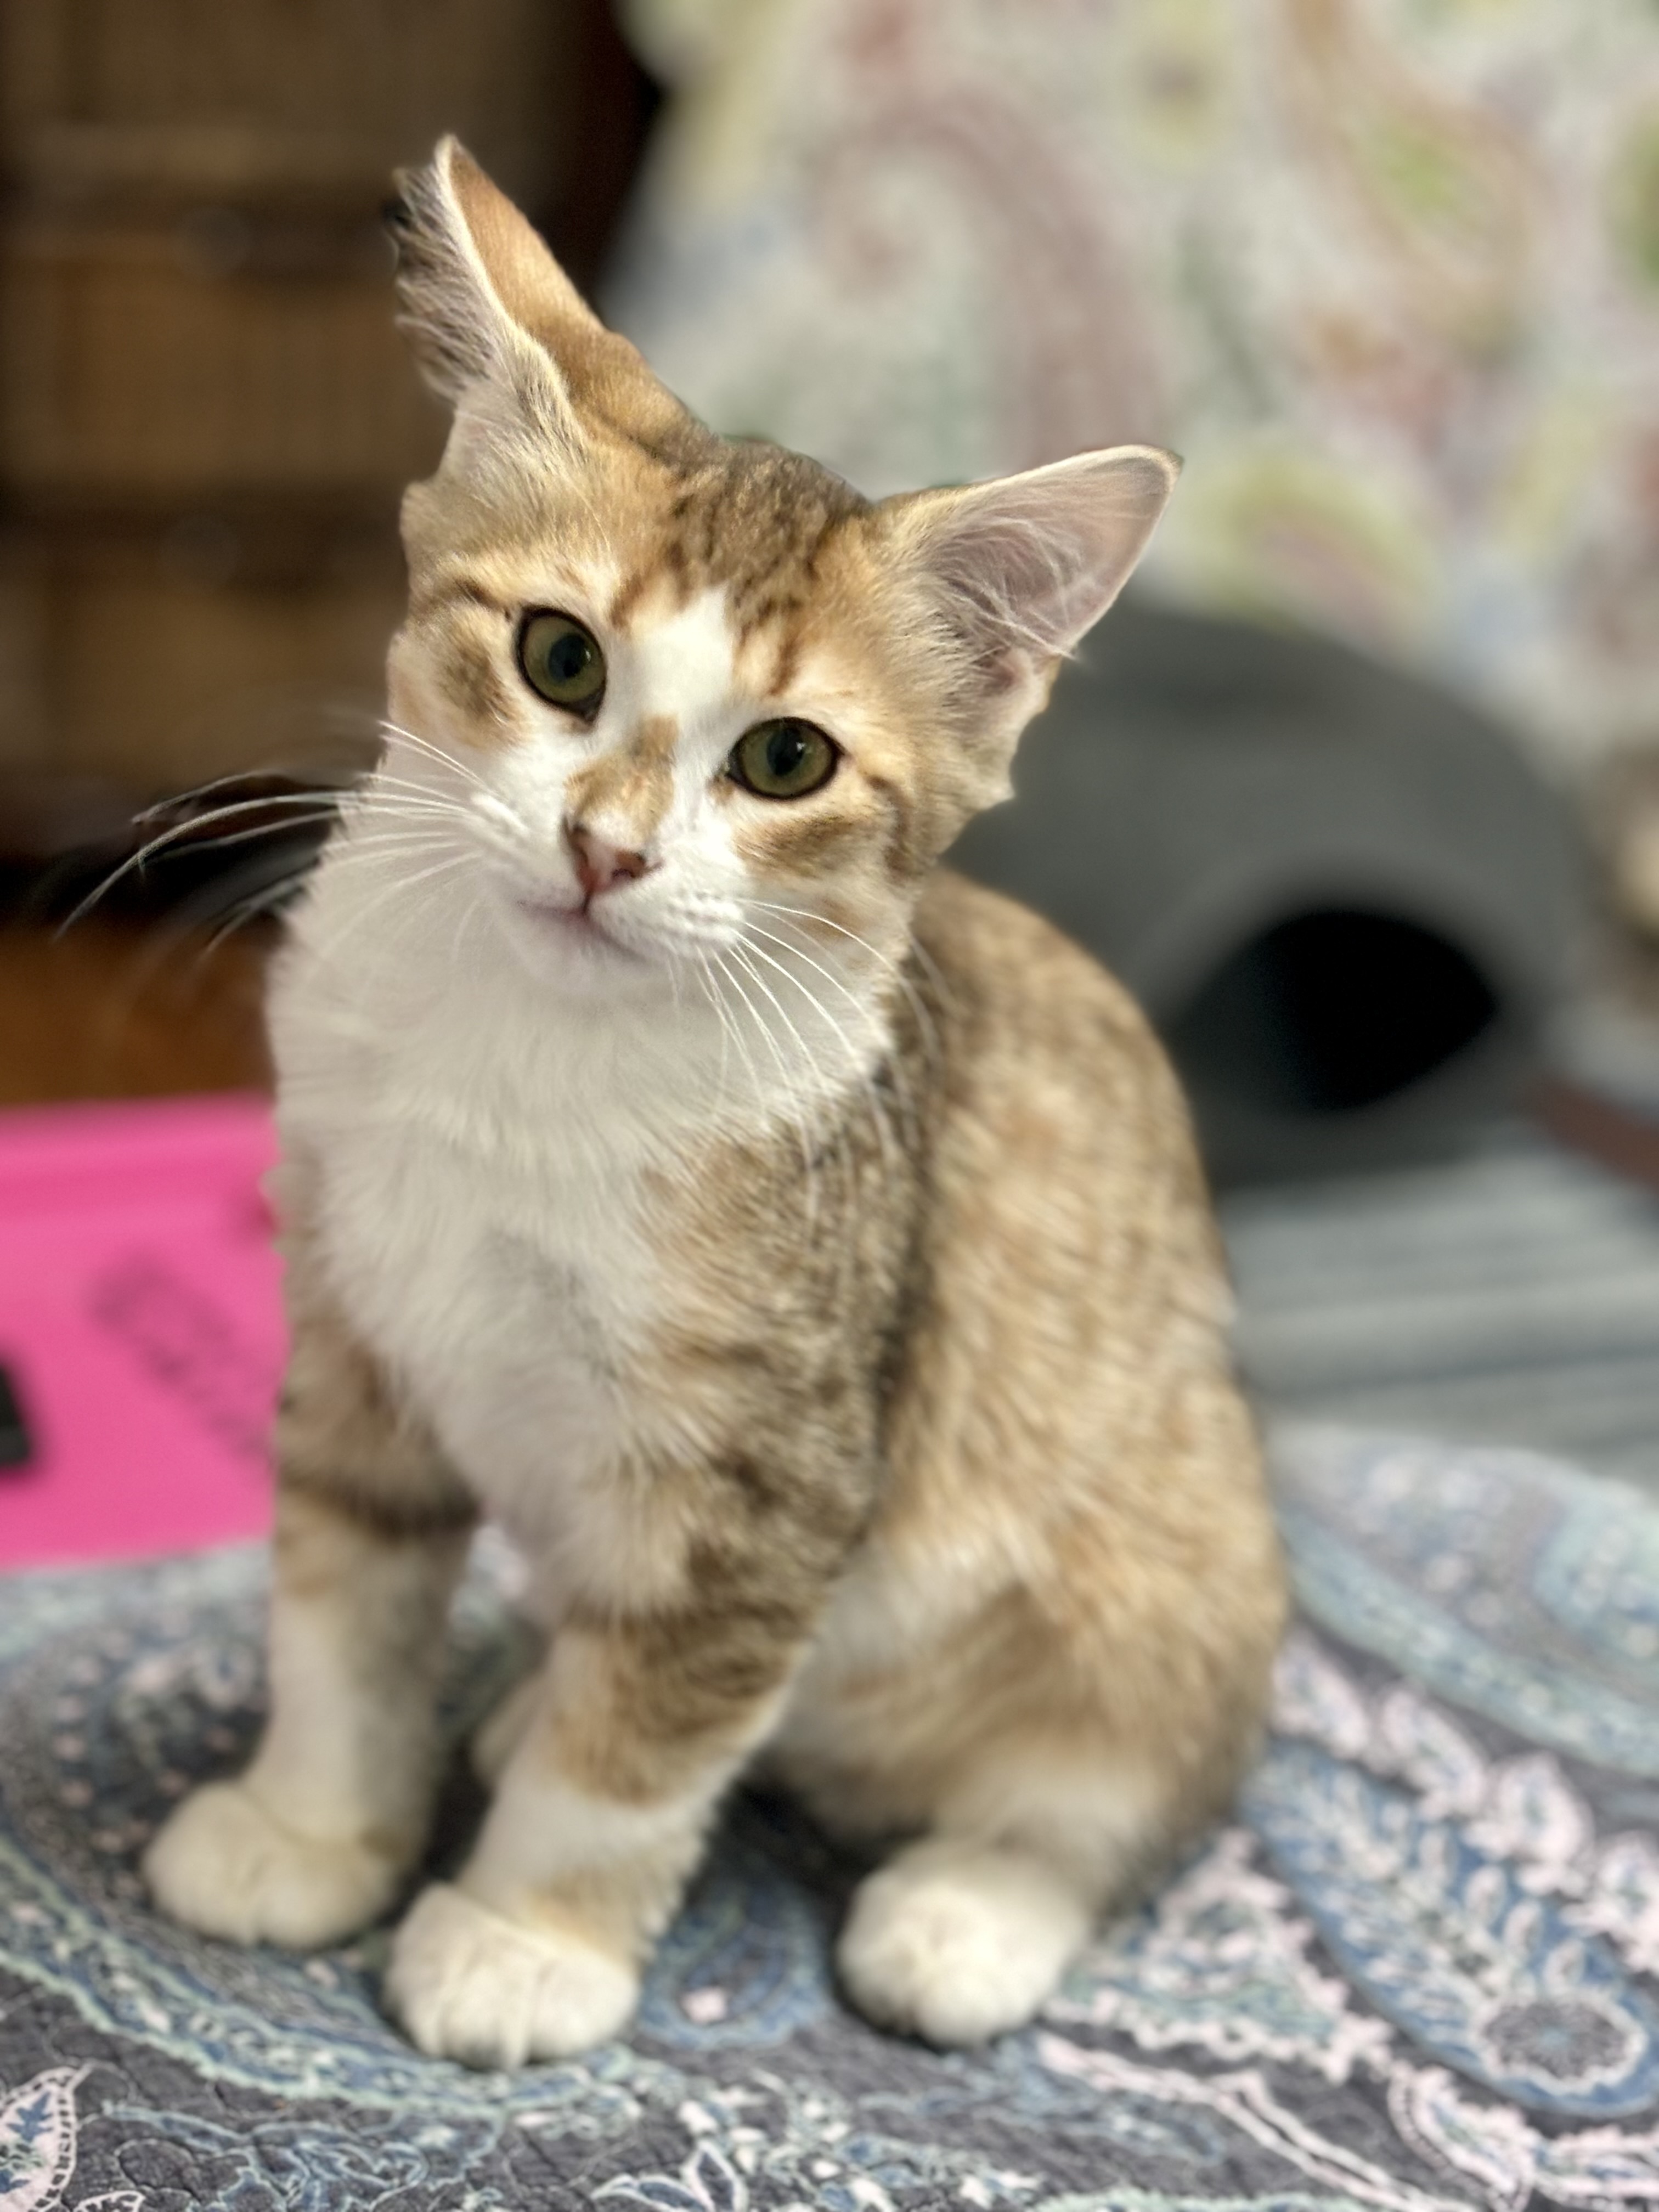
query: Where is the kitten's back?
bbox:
[780,869,1283,1844]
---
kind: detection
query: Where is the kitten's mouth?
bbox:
[514,895,644,963]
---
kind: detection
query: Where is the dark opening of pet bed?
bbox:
[1169,905,1501,1117]
[950,601,1583,1182]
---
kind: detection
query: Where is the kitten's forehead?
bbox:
[607,439,870,659]
[623,585,740,724]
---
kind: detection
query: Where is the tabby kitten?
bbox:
[143,139,1285,2066]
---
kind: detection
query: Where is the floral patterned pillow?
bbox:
[608,0,1659,780]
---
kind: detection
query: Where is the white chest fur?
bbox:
[315,1108,652,1572]
[267,863,723,1607]
[269,839,885,1614]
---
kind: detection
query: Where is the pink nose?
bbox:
[565,820,652,901]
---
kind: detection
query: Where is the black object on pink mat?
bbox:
[0,1361,32,1470]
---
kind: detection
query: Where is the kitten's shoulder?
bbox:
[905,873,1222,1322]
[915,869,1166,1076]
[909,868,1209,1213]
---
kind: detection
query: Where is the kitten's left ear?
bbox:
[885,445,1181,699]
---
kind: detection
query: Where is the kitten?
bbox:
[143,138,1286,2066]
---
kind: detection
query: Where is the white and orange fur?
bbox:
[143,139,1286,2066]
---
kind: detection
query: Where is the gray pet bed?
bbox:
[952,603,1584,1182]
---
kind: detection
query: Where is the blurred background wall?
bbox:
[0,0,1656,1122]
[0,0,1657,1487]
[0,0,654,833]
[5,1,1656,827]
[610,0,1659,795]
[0,0,659,1101]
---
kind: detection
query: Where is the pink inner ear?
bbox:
[909,449,1180,672]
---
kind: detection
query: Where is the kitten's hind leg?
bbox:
[836,1751,1165,2046]
[839,1835,1091,2046]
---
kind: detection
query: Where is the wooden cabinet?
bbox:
[0,0,626,813]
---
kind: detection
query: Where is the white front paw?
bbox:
[385,1882,639,2067]
[143,1779,404,1949]
[838,1840,1089,2046]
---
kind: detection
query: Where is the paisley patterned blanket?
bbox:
[2,1426,1658,2211]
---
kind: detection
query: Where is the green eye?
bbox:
[728,719,838,800]
[517,611,606,713]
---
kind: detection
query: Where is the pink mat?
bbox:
[0,1095,284,1569]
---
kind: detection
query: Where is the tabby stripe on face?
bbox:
[438,620,517,729]
[564,714,681,845]
[607,565,657,633]
[731,768,915,885]
[863,770,924,880]
[408,576,514,622]
[765,625,803,701]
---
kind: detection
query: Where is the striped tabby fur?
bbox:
[143,140,1285,2064]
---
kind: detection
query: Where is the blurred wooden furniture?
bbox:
[0,0,651,834]
[0,920,272,1102]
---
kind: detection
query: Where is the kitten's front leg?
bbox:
[385,1604,805,2066]
[145,1304,475,1949]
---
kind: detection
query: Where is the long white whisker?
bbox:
[322,849,473,947]
[330,817,464,850]
[135,774,353,823]
[691,953,730,1088]
[718,950,822,1235]
[56,798,347,934]
[203,872,314,956]
[134,793,464,871]
[742,899,902,964]
[725,938,862,1248]
[691,950,740,1109]
[451,888,488,973]
[380,721,490,793]
[743,896,937,1000]
[137,788,347,828]
[726,941,833,1111]
[747,899,944,1019]
[741,918,883,1034]
[329,834,462,868]
[719,945,809,1113]
[745,898,944,1092]
[716,946,827,1229]
[349,789,470,823]
[735,935,900,1190]
[153,809,341,860]
[701,951,768,1125]
[352,767,476,805]
[741,917,928,1153]
[337,797,473,833]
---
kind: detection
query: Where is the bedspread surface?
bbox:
[2,1426,1657,2211]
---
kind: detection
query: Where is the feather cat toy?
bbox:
[144,139,1286,2066]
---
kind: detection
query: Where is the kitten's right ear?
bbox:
[388,137,694,457]
[387,137,583,434]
